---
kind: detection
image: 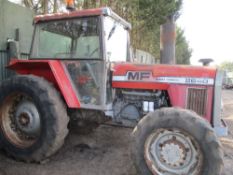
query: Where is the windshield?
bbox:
[31,17,101,59]
[104,16,128,62]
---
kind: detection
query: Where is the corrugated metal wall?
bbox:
[0,0,32,81]
[0,50,29,81]
[0,0,34,52]
[134,49,156,64]
[20,53,29,60]
[0,50,13,81]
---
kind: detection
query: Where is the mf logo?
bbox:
[127,71,152,81]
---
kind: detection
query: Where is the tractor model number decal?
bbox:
[112,71,214,85]
[154,77,214,85]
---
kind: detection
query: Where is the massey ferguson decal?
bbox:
[127,71,151,81]
[112,71,214,85]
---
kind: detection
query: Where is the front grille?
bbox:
[186,88,207,116]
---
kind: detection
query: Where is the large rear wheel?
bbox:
[0,75,69,162]
[132,108,223,175]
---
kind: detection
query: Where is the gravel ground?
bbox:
[220,90,233,175]
[0,90,232,175]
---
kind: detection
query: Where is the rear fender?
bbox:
[7,59,80,108]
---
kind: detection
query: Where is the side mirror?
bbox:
[7,40,20,59]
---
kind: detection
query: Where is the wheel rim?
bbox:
[144,128,203,175]
[0,93,41,148]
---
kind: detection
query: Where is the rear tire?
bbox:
[132,107,223,175]
[0,75,69,162]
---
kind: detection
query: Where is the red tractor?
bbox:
[0,7,226,175]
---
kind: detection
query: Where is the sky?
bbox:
[177,0,233,65]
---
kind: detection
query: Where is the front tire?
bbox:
[132,108,223,175]
[0,75,69,162]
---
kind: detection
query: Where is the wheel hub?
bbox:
[0,93,41,148]
[160,142,185,167]
[145,128,203,175]
[18,113,30,126]
[15,101,41,136]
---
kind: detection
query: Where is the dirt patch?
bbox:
[0,125,137,175]
[0,90,233,175]
[221,90,233,175]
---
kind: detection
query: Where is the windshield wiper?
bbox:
[108,23,117,40]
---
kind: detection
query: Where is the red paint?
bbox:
[34,8,104,23]
[112,63,217,122]
[112,82,169,90]
[78,75,91,84]
[8,59,80,108]
[167,85,214,122]
[112,63,216,78]
[8,60,216,122]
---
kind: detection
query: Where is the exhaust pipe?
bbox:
[160,15,176,64]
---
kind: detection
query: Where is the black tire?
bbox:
[0,75,69,162]
[132,107,223,175]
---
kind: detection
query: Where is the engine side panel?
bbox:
[7,59,81,108]
[112,63,217,122]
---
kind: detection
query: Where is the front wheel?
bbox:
[132,108,223,175]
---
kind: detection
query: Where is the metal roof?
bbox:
[34,7,131,30]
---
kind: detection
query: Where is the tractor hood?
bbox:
[112,63,217,90]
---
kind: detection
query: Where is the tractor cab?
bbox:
[30,8,131,109]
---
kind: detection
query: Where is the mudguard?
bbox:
[7,59,81,108]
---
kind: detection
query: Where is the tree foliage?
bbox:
[176,27,192,64]
[20,0,191,64]
[219,61,233,72]
[21,0,62,14]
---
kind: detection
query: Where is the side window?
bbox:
[104,17,128,62]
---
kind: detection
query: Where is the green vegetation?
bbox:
[220,61,233,72]
[20,0,191,64]
[176,27,192,64]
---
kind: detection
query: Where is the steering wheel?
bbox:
[82,47,99,88]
